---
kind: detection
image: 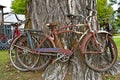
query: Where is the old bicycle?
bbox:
[9,10,118,72]
[8,13,42,71]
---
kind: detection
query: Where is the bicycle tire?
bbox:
[82,33,117,72]
[9,32,41,71]
[17,32,52,71]
[9,35,28,71]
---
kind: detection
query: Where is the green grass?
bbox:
[0,50,42,80]
[113,35,120,61]
[113,33,120,36]
[0,50,9,64]
[0,50,9,79]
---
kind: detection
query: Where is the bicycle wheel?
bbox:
[17,32,52,71]
[9,35,28,71]
[9,32,40,71]
[83,33,117,72]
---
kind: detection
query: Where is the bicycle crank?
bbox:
[52,53,70,64]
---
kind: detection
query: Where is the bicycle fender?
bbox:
[9,33,24,51]
[97,30,112,36]
[81,33,92,55]
[81,31,112,55]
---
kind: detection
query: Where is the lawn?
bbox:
[0,35,120,80]
[0,50,42,80]
[114,38,120,60]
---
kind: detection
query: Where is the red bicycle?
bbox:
[8,13,39,71]
[9,10,118,72]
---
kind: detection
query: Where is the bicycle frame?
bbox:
[36,23,92,56]
[12,13,112,57]
[9,10,118,72]
[36,17,111,56]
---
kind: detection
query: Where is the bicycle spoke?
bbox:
[84,33,117,72]
[16,32,52,71]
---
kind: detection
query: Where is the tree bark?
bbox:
[26,0,120,80]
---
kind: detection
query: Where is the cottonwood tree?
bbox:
[26,0,120,80]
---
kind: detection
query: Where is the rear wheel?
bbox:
[17,32,52,71]
[83,33,117,72]
[9,34,29,71]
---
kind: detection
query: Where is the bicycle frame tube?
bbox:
[36,23,92,56]
[13,27,21,38]
[54,31,63,48]
[25,31,34,49]
[72,29,89,52]
[37,33,56,48]
[53,25,89,52]
[36,32,73,56]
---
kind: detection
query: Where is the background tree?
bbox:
[11,0,27,14]
[11,0,117,30]
[97,0,114,28]
[97,0,114,19]
[97,0,120,32]
[114,1,120,30]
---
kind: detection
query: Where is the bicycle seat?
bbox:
[46,22,57,29]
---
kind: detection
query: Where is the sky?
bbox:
[112,0,120,10]
[0,0,12,12]
[113,4,118,10]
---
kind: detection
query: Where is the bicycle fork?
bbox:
[92,32,108,53]
[90,31,104,54]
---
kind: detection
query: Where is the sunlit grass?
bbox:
[0,50,9,64]
[113,36,120,61]
[0,50,42,80]
[0,50,9,79]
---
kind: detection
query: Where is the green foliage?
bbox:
[11,0,27,14]
[109,0,117,5]
[113,18,120,29]
[97,0,118,30]
[115,1,120,29]
[97,0,114,20]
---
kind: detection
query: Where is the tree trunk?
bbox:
[26,0,120,80]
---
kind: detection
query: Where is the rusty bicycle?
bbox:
[9,10,118,72]
[8,13,42,71]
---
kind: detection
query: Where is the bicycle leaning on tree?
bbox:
[8,13,42,71]
[9,9,118,72]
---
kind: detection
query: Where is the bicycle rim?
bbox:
[16,32,52,71]
[84,34,117,72]
[9,36,28,71]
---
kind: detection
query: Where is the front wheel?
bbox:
[82,33,118,72]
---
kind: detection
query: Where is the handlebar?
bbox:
[67,14,85,20]
[11,19,29,27]
[4,12,29,27]
[67,14,96,22]
[3,12,22,21]
[67,7,97,22]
